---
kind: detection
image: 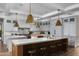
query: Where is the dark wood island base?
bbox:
[12,38,68,56]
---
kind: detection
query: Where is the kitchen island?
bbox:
[12,37,68,56]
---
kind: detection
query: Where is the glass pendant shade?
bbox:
[14,13,19,27]
[26,3,34,23]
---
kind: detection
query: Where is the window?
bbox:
[13,20,16,23]
[7,20,11,23]
[64,19,68,22]
[70,18,75,22]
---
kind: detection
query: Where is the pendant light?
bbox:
[14,13,19,27]
[55,9,62,26]
[26,3,34,23]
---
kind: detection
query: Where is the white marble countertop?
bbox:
[12,36,67,46]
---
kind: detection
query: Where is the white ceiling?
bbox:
[0,3,79,18]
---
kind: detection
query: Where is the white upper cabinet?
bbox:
[63,17,76,36]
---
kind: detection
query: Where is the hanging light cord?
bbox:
[29,3,31,14]
[57,9,60,19]
[16,13,18,21]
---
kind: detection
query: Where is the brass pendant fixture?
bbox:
[56,19,62,26]
[26,3,34,23]
[56,9,62,26]
[14,13,19,27]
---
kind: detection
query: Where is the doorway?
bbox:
[0,23,2,41]
[0,18,3,43]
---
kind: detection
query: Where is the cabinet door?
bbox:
[63,19,76,36]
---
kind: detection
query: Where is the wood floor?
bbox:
[52,47,79,56]
[0,41,79,56]
[0,41,11,56]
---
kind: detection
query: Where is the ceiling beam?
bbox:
[8,9,41,18]
[65,4,79,11]
[41,4,79,18]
